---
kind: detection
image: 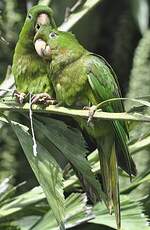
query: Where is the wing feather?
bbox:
[86,53,136,177]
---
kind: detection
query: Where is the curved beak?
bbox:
[34,39,51,58]
[37,13,50,25]
[35,13,50,31]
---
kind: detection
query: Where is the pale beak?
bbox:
[36,13,50,26]
[35,13,50,31]
[34,39,51,58]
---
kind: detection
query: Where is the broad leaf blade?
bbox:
[0,186,45,218]
[10,121,65,230]
[65,193,94,228]
[90,195,149,230]
[32,193,93,230]
[33,115,105,202]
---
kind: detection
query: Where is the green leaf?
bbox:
[10,120,65,230]
[0,223,19,230]
[0,186,45,218]
[129,135,150,154]
[90,195,149,230]
[65,193,93,228]
[33,115,104,202]
[0,179,26,207]
[31,193,93,230]
[121,168,150,194]
[17,216,40,230]
[0,178,11,198]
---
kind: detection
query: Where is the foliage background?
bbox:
[0,0,150,229]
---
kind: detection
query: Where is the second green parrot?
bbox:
[34,26,137,229]
[12,5,56,104]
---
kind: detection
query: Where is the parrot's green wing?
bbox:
[86,53,136,229]
[87,53,136,177]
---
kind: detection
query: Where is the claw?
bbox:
[31,93,57,106]
[83,105,97,124]
[13,90,26,104]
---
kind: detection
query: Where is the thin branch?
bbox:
[59,0,103,31]
[96,97,150,109]
[0,102,150,122]
[38,0,52,6]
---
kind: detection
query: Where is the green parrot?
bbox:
[12,4,105,220]
[34,26,137,229]
[12,5,56,104]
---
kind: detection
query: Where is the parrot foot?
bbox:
[31,93,57,105]
[83,105,97,124]
[13,90,26,104]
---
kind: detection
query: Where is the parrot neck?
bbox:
[16,24,35,54]
[15,37,35,56]
[51,47,88,76]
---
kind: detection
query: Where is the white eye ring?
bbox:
[28,14,32,20]
[49,32,58,39]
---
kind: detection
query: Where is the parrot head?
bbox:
[34,25,86,62]
[18,5,56,48]
[26,5,56,33]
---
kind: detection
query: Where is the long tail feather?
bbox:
[97,137,121,229]
[110,143,121,229]
[97,136,114,213]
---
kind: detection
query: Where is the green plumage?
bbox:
[12,5,56,96]
[34,26,137,229]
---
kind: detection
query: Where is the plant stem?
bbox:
[59,0,103,31]
[38,0,52,6]
[0,101,150,122]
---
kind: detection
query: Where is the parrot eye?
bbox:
[49,32,58,39]
[28,14,32,20]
